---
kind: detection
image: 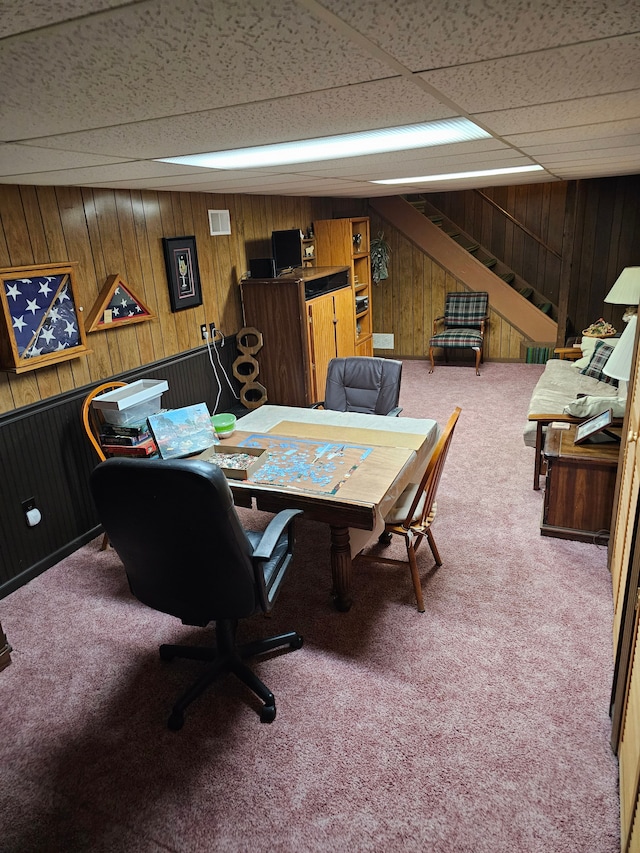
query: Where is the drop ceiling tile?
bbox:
[520,135,640,155]
[504,117,640,147]
[1,160,206,186]
[536,146,640,165]
[419,35,640,113]
[0,0,395,140]
[0,143,129,176]
[300,149,533,179]
[21,79,456,158]
[367,172,557,194]
[474,90,640,135]
[320,0,640,69]
[0,1,131,38]
[552,163,640,178]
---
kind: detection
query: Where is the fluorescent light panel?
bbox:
[372,165,545,185]
[156,119,490,170]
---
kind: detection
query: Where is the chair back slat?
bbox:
[401,407,461,528]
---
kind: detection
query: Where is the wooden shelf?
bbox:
[314,216,373,356]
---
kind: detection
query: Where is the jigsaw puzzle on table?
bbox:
[239,434,372,494]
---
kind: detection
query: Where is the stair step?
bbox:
[444,230,460,239]
[518,286,534,300]
[500,272,515,284]
[536,301,553,315]
[428,215,443,226]
[462,242,480,253]
[482,258,497,268]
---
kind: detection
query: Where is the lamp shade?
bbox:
[603,314,637,381]
[604,267,640,305]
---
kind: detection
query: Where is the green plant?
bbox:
[370,231,390,285]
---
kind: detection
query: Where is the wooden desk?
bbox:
[541,424,621,543]
[215,407,440,610]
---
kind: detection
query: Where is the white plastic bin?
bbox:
[92,379,168,426]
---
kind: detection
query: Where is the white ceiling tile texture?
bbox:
[0,0,638,196]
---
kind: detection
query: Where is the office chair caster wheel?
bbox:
[260,704,276,724]
[159,645,175,662]
[290,634,304,650]
[378,531,392,546]
[167,709,184,731]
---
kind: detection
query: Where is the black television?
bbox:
[271,229,302,273]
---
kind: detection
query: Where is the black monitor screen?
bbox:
[272,229,302,273]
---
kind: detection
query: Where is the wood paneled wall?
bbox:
[423,175,640,339]
[569,175,640,337]
[424,183,566,308]
[0,186,334,414]
[368,211,527,361]
[0,177,637,411]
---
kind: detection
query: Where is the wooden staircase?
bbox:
[368,195,558,350]
[409,197,557,321]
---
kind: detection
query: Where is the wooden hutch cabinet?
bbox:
[240,266,354,407]
[314,217,373,356]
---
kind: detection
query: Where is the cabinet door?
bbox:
[308,293,337,403]
[333,286,356,358]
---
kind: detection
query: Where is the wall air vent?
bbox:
[208,209,231,236]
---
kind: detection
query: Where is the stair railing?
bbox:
[473,189,561,260]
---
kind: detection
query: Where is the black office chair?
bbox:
[89,457,303,730]
[314,356,403,416]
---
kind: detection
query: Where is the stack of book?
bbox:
[99,420,158,458]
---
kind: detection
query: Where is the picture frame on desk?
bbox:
[162,236,203,312]
[574,408,619,444]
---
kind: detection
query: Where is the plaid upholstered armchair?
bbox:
[429,291,489,376]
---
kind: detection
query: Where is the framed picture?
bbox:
[162,236,202,312]
[574,408,619,444]
[0,262,91,373]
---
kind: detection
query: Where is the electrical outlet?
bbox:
[209,322,216,338]
[200,324,208,340]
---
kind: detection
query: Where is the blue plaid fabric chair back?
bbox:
[443,292,489,328]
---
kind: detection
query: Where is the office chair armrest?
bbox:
[386,407,403,416]
[252,508,303,561]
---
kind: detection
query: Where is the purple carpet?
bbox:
[0,361,620,852]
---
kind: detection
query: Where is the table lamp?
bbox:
[603,313,637,397]
[604,267,640,323]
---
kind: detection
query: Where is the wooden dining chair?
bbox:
[81,381,127,549]
[355,407,461,612]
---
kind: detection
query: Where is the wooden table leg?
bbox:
[330,525,353,611]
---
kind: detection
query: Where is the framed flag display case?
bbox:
[85,273,155,333]
[0,262,91,373]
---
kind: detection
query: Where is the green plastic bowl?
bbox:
[211,412,237,437]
